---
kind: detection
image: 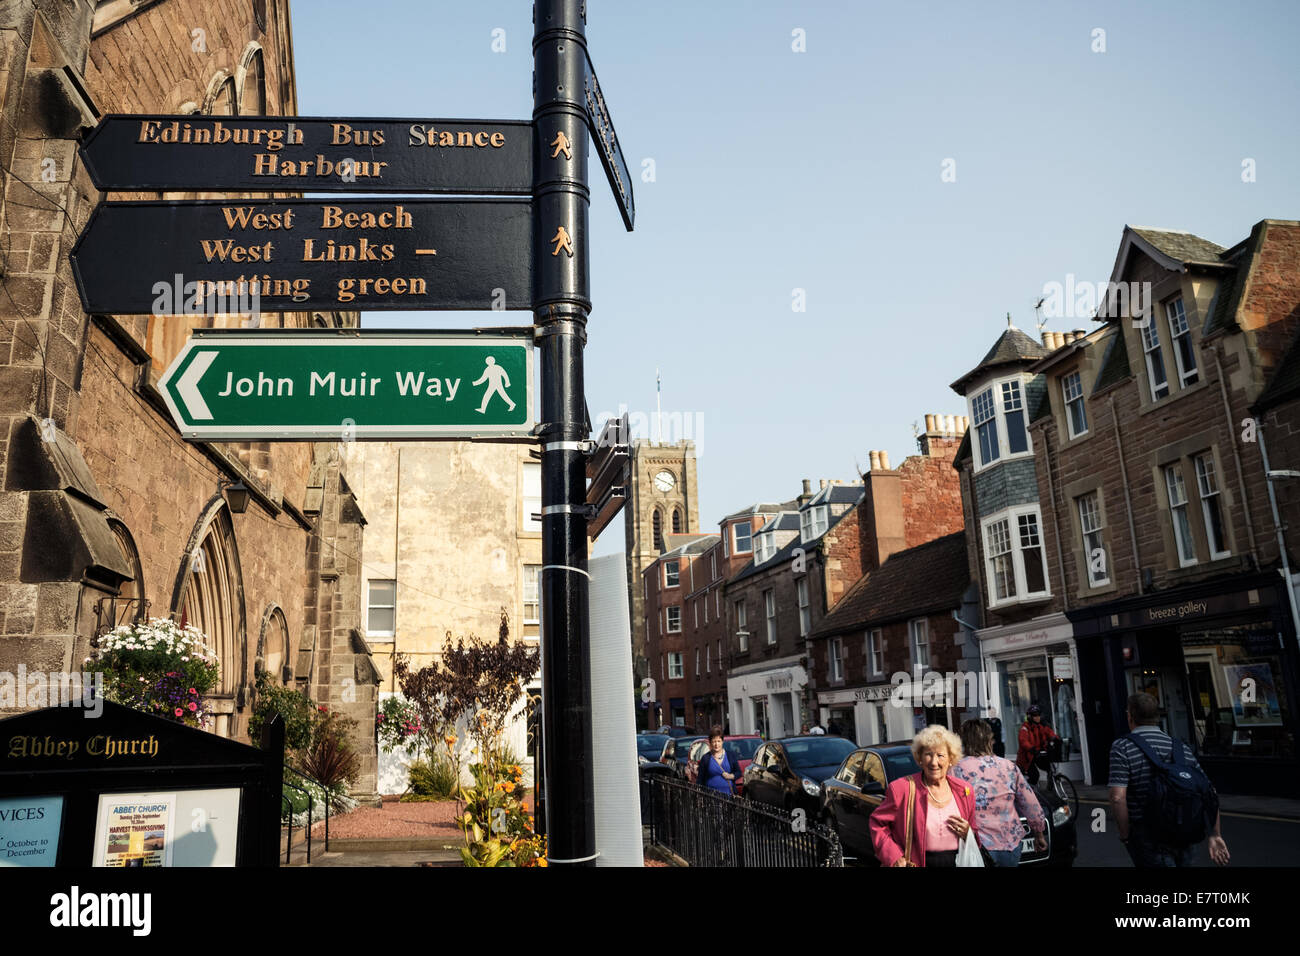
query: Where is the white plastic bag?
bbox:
[955,828,985,867]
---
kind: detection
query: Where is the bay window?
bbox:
[981,506,1051,607]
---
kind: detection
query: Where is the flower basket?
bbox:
[86,618,220,729]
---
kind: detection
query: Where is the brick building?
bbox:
[724,481,862,738]
[1023,222,1300,794]
[810,416,973,742]
[0,1,379,798]
[642,534,715,729]
[951,319,1090,780]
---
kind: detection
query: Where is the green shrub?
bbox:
[249,672,318,752]
[407,755,458,799]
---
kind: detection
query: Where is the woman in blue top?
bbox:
[696,726,738,795]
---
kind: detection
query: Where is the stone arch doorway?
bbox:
[171,497,247,738]
[256,603,290,687]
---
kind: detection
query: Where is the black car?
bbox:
[819,743,1078,866]
[636,733,674,767]
[742,736,859,816]
[656,725,698,739]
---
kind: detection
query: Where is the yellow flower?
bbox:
[537,858,548,867]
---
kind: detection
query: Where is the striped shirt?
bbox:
[1107,724,1204,825]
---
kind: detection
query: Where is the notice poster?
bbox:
[93,793,176,867]
[0,795,63,867]
[1224,663,1283,727]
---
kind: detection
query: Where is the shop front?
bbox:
[977,614,1089,784]
[817,684,901,745]
[1068,573,1298,795]
[727,657,807,740]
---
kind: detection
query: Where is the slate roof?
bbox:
[1091,325,1131,394]
[723,500,797,521]
[812,532,970,638]
[1129,228,1227,268]
[729,508,843,586]
[803,483,863,509]
[951,325,1049,393]
[1254,325,1300,412]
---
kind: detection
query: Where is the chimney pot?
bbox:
[1072,328,1087,341]
[1042,331,1054,348]
[924,413,936,432]
[819,479,828,490]
[943,414,953,434]
[869,450,881,471]
[880,450,891,470]
[802,478,811,494]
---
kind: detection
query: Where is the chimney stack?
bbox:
[799,477,813,507]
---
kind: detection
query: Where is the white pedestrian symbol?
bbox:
[473,356,516,414]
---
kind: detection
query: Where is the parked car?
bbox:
[636,733,674,767]
[656,725,698,739]
[819,743,1078,866]
[671,736,706,777]
[742,736,858,817]
[684,735,761,793]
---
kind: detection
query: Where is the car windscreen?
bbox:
[883,751,920,780]
[675,738,703,758]
[781,737,857,769]
[637,735,668,757]
[723,738,761,761]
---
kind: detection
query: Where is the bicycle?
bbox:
[1032,745,1078,820]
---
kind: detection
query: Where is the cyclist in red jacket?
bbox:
[1016,704,1059,785]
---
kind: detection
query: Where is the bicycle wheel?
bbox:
[1053,772,1079,820]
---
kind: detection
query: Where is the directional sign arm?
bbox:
[177,350,218,420]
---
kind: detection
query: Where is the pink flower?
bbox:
[187,702,197,712]
[174,708,183,716]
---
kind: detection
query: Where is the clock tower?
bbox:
[624,438,699,684]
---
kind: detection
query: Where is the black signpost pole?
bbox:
[533,0,596,865]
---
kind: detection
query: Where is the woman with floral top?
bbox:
[950,718,1047,866]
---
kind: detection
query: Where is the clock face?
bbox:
[654,470,676,493]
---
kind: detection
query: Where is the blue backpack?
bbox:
[1125,733,1218,845]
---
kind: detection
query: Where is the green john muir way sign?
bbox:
[158,330,533,440]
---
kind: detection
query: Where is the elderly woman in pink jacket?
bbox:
[870,725,980,867]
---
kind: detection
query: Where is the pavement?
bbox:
[1074,783,1300,820]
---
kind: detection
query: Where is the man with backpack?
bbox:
[1108,692,1230,867]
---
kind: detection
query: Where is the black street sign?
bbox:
[585,412,629,540]
[79,115,534,194]
[69,198,534,314]
[582,53,635,231]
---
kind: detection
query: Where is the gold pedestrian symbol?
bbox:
[550,131,572,160]
[551,225,574,257]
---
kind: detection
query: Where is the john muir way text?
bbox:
[79,115,534,193]
[156,332,534,440]
[70,198,535,313]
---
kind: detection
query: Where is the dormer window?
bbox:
[732,520,753,554]
[754,531,777,564]
[1062,370,1088,438]
[800,505,828,542]
[970,375,1033,471]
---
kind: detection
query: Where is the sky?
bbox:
[291,0,1300,559]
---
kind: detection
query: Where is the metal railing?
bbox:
[281,763,330,865]
[641,772,842,867]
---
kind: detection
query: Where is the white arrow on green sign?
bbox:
[158,329,534,440]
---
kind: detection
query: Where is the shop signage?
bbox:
[1052,656,1074,680]
[852,685,894,702]
[70,197,534,314]
[1118,589,1275,631]
[79,116,534,194]
[157,330,533,440]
